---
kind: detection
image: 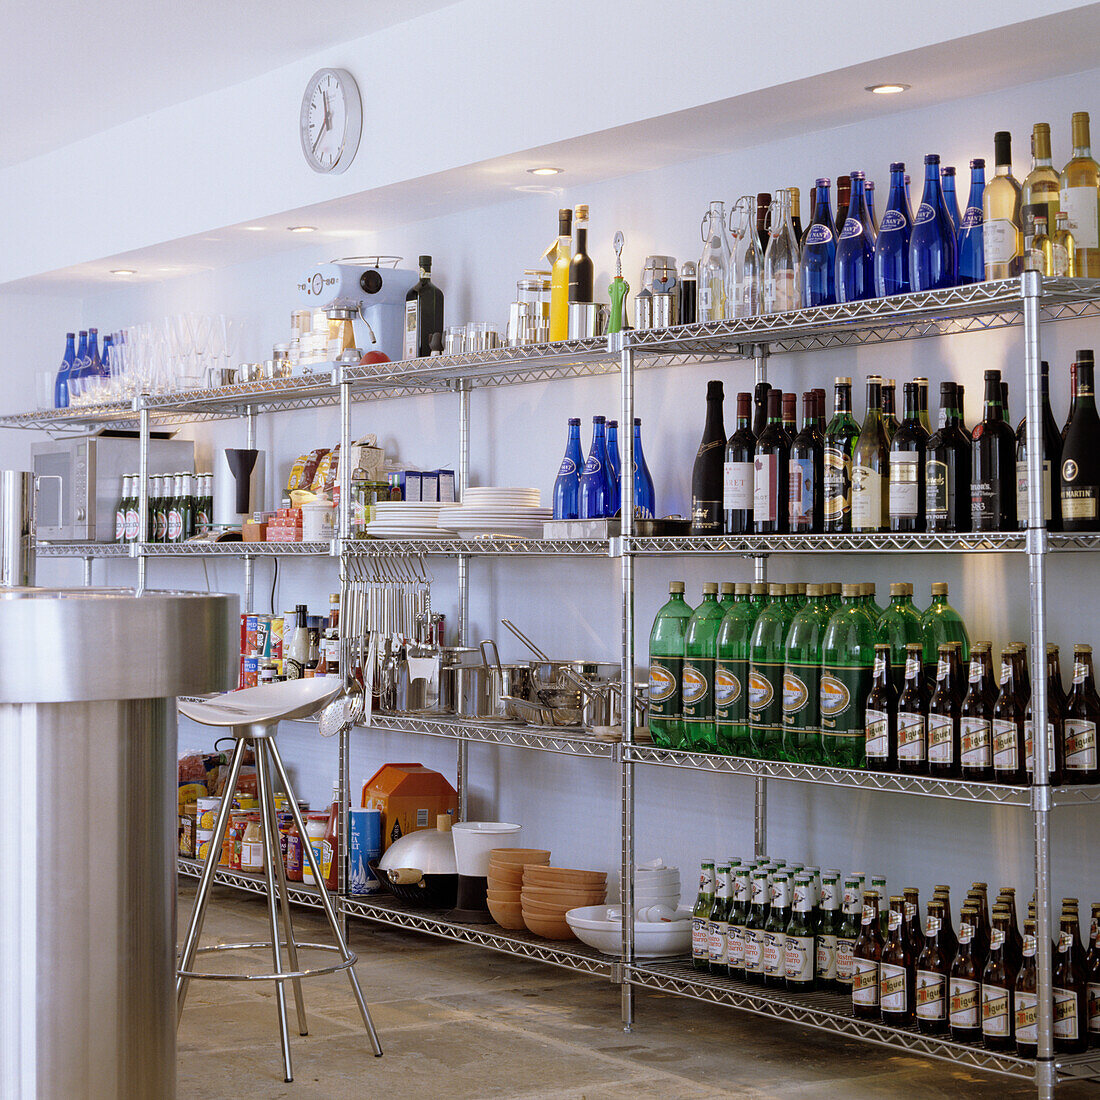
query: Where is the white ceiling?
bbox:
[0,0,457,169]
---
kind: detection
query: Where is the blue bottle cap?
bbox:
[66,332,74,338]
[970,158,985,168]
[608,419,618,427]
[942,165,956,176]
[815,177,831,186]
[593,415,605,423]
[850,170,865,179]
[890,162,905,171]
[924,153,940,164]
[568,417,580,425]
[633,417,642,425]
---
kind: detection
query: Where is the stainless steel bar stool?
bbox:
[176,679,382,1082]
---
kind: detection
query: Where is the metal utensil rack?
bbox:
[12,275,1100,1096]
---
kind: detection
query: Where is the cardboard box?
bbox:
[243,521,268,542]
[360,763,458,850]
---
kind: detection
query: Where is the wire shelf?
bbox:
[177,856,326,910]
[139,540,333,556]
[33,541,132,558]
[626,532,1033,555]
[343,537,609,557]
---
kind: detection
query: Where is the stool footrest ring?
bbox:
[177,941,357,982]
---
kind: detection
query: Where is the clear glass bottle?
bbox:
[732,196,763,319]
[692,861,717,971]
[851,375,889,532]
[1022,122,1062,253]
[548,207,572,342]
[1060,111,1100,277]
[699,200,733,321]
[763,190,801,313]
[823,376,861,533]
[983,131,1023,280]
[1052,211,1078,276]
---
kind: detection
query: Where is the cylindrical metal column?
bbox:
[457,381,471,822]
[0,589,237,1100]
[0,470,35,588]
[753,344,770,860]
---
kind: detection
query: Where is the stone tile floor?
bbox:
[178,883,1097,1099]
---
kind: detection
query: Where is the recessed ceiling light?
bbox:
[866,83,910,95]
[527,166,563,176]
[287,225,317,233]
[243,225,266,231]
[110,268,136,276]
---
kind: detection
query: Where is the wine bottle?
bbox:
[691,381,726,534]
[941,166,961,231]
[910,154,958,291]
[814,388,827,435]
[1061,349,1100,530]
[889,382,929,532]
[403,255,445,359]
[836,172,876,303]
[752,382,771,438]
[1022,123,1062,253]
[971,369,1018,531]
[865,181,879,233]
[756,193,771,256]
[781,391,796,438]
[1015,361,1063,530]
[1063,359,1078,441]
[851,376,889,533]
[983,132,1023,280]
[834,174,851,239]
[723,392,756,534]
[958,159,987,284]
[578,415,612,519]
[823,376,860,533]
[633,418,656,520]
[881,379,900,442]
[55,331,76,409]
[789,186,804,245]
[957,383,970,437]
[568,204,594,307]
[873,163,911,297]
[789,392,823,534]
[800,178,837,307]
[1060,112,1100,278]
[753,389,790,534]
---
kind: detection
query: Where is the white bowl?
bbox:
[565,905,693,958]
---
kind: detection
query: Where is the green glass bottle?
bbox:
[820,583,877,768]
[718,581,736,616]
[877,581,924,693]
[782,583,832,764]
[862,581,883,621]
[692,860,716,971]
[823,581,841,610]
[921,580,971,681]
[682,583,725,752]
[748,580,768,615]
[647,580,694,749]
[716,582,758,756]
[749,583,796,760]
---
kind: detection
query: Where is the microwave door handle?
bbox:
[36,475,63,530]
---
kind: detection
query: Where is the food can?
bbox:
[245,614,259,656]
[196,829,215,862]
[178,814,196,858]
[255,616,271,658]
[348,808,384,895]
[197,796,221,831]
[270,615,284,661]
[243,656,259,688]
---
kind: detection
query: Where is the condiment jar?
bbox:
[285,822,303,882]
[240,814,264,873]
[302,813,329,886]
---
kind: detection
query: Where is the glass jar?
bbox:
[240,814,264,873]
[302,813,329,885]
[226,810,249,869]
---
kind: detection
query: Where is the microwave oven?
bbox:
[32,434,195,542]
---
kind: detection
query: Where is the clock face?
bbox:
[299,68,362,174]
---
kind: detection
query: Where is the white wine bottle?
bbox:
[1060,112,1100,277]
[851,376,890,533]
[1021,123,1061,253]
[983,131,1022,280]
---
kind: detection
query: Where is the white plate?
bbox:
[447,527,546,538]
[364,527,447,538]
[465,487,540,497]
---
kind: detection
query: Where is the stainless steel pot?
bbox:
[446,661,490,718]
[405,646,482,713]
[479,639,534,718]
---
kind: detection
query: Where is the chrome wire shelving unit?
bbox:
[16,275,1100,1098]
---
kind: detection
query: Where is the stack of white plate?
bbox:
[439,487,550,538]
[365,501,447,539]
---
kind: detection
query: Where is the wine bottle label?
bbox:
[715,659,746,723]
[949,978,981,1027]
[960,717,992,767]
[1015,991,1039,1043]
[1088,982,1100,1033]
[1024,720,1057,776]
[841,217,863,240]
[850,465,884,530]
[864,708,889,761]
[823,445,851,523]
[927,714,955,764]
[681,660,715,724]
[983,219,1020,265]
[888,454,920,517]
[1062,479,1099,520]
[880,962,907,1011]
[1061,186,1100,250]
[785,935,814,981]
[691,500,722,532]
[916,972,946,1019]
[805,223,834,245]
[852,958,879,1004]
[1016,459,1052,521]
[403,299,419,359]
[723,461,754,511]
[1064,719,1098,771]
[789,457,815,527]
[982,984,1011,1036]
[753,455,780,523]
[816,934,837,980]
[835,937,856,984]
[782,671,811,717]
[743,928,762,971]
[1052,243,1072,275]
[648,659,681,722]
[1055,988,1080,1039]
[708,920,729,963]
[766,272,798,313]
[761,931,785,975]
[897,712,927,761]
[925,458,950,519]
[992,718,1020,771]
[1022,200,1059,243]
[692,917,709,957]
[879,209,907,233]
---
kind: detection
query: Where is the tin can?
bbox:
[255,616,271,658]
[196,829,215,862]
[245,614,259,655]
[243,656,259,689]
[270,616,284,660]
[197,796,221,830]
[348,808,384,895]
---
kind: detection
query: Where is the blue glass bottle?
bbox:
[941,166,961,232]
[553,417,583,519]
[873,162,912,297]
[606,419,622,515]
[633,417,656,519]
[579,415,612,519]
[101,334,113,377]
[68,329,90,400]
[957,158,986,285]
[800,178,837,306]
[909,154,958,291]
[835,171,876,302]
[865,180,879,232]
[87,328,102,377]
[905,174,913,219]
[55,332,76,408]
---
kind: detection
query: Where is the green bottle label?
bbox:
[748,660,784,737]
[648,659,682,721]
[819,664,872,736]
[782,662,821,729]
[682,658,715,722]
[715,659,745,721]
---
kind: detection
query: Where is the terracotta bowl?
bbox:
[522,867,606,888]
[486,887,523,903]
[487,864,526,885]
[522,912,576,940]
[487,898,526,930]
[489,848,551,865]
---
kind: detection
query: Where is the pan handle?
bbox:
[499,617,552,663]
[479,638,504,676]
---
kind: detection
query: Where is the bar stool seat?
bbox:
[176,678,382,1082]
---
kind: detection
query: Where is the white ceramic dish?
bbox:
[565,905,693,958]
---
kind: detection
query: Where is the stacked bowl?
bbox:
[521,866,608,940]
[485,848,550,929]
[634,864,680,920]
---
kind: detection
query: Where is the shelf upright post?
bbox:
[83,555,93,587]
[336,367,352,913]
[1021,271,1055,1100]
[614,328,636,1029]
[456,379,471,822]
[136,394,149,594]
[242,406,257,613]
[752,344,769,859]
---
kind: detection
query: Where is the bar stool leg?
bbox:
[176,736,248,1018]
[268,738,384,1057]
[259,739,309,1036]
[255,736,295,1082]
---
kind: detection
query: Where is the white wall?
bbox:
[17,61,1100,911]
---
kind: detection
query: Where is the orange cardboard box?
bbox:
[361,763,457,850]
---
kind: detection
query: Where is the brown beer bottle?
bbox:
[903,886,925,959]
[993,648,1027,784]
[1015,918,1039,1057]
[1064,898,1089,973]
[916,899,950,1035]
[1025,644,1066,785]
[1013,644,1032,710]
[1054,901,1090,1053]
[865,644,897,772]
[949,906,983,1042]
[932,885,959,961]
[960,644,994,781]
[968,884,992,965]
[928,643,962,778]
[998,887,1024,972]
[880,894,915,1026]
[852,889,884,1020]
[982,904,1017,1051]
[1086,902,1100,1047]
[896,644,930,776]
[1064,644,1100,783]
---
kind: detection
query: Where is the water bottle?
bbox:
[835,172,876,302]
[87,328,102,379]
[552,417,583,520]
[68,330,90,400]
[763,189,801,313]
[873,163,912,297]
[55,332,76,408]
[800,178,837,306]
[941,166,961,232]
[101,334,113,377]
[909,154,958,291]
[732,196,763,318]
[865,180,879,232]
[698,200,733,321]
[579,415,612,519]
[606,419,622,515]
[633,417,656,519]
[957,159,986,285]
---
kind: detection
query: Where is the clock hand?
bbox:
[312,120,327,154]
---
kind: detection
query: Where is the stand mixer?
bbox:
[297,258,419,363]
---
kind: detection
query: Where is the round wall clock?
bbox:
[299,68,362,174]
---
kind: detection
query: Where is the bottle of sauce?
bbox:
[285,604,309,680]
[548,208,572,342]
[323,781,340,892]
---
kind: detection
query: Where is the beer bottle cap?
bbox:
[931,581,949,595]
[734,582,750,594]
[669,581,685,593]
[841,583,860,597]
[702,582,718,594]
[769,582,784,595]
[1075,644,1092,654]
